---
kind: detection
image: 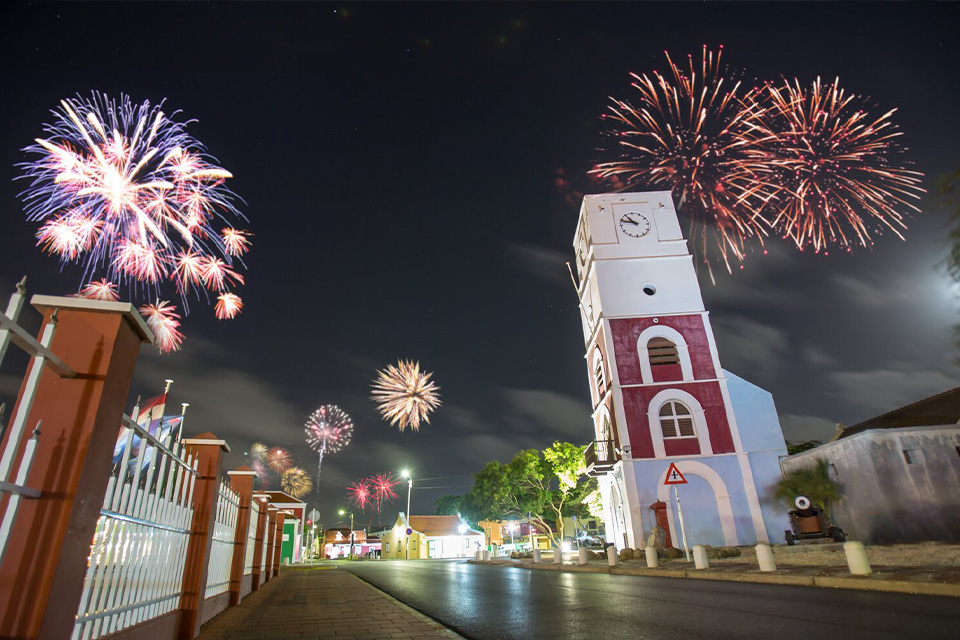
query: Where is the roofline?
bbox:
[840,385,960,437]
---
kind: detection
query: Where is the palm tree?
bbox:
[775,459,841,517]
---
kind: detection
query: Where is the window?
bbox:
[384,542,389,553]
[659,401,695,438]
[593,351,605,394]
[413,539,418,550]
[903,449,925,465]
[648,337,680,367]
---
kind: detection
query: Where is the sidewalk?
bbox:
[196,567,462,640]
[469,557,960,598]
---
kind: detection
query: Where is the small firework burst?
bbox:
[249,442,268,461]
[215,293,243,320]
[139,301,184,352]
[371,360,442,432]
[593,47,780,277]
[304,405,353,482]
[763,77,924,252]
[265,447,292,474]
[347,479,372,511]
[281,467,312,498]
[222,228,251,256]
[79,278,119,301]
[370,473,400,513]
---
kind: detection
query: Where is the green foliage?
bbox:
[433,494,463,516]
[774,459,841,515]
[460,441,597,547]
[786,440,822,455]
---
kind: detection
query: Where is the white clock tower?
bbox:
[574,191,788,550]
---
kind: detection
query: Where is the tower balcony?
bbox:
[585,440,619,477]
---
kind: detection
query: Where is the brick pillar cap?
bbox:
[31,294,154,343]
[228,465,257,476]
[182,431,231,452]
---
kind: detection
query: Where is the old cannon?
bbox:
[784,495,846,545]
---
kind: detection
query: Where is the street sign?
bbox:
[308,508,320,522]
[663,462,687,485]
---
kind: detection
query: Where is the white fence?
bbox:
[260,513,271,574]
[243,499,260,575]
[73,418,198,640]
[204,482,239,599]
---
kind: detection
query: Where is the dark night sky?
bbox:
[1,2,959,529]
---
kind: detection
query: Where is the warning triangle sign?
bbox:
[663,462,688,485]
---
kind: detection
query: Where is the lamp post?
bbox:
[401,469,412,560]
[458,524,468,558]
[509,523,517,550]
[339,509,354,559]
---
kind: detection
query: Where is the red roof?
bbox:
[408,515,480,537]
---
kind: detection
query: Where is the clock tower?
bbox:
[574,191,789,550]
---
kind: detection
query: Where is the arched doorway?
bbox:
[656,460,738,546]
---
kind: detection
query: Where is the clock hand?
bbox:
[624,218,639,225]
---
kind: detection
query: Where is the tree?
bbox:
[786,439,822,456]
[433,494,463,515]
[774,459,841,517]
[461,442,597,548]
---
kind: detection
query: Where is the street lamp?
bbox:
[458,524,468,558]
[509,523,517,550]
[338,509,354,559]
[401,469,412,560]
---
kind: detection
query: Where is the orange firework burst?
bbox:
[266,447,292,474]
[371,360,442,432]
[215,293,243,320]
[281,467,312,498]
[763,77,925,253]
[594,46,780,277]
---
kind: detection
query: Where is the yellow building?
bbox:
[381,513,484,559]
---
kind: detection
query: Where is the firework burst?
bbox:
[18,92,251,352]
[370,473,400,513]
[593,47,780,277]
[79,278,119,301]
[281,467,312,498]
[347,479,372,511]
[139,301,184,352]
[249,442,268,461]
[305,405,353,484]
[371,360,442,432]
[265,447,292,474]
[763,77,925,252]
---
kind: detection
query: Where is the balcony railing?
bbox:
[585,440,619,476]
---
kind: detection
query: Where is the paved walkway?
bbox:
[196,567,461,640]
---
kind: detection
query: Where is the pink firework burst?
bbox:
[266,447,292,474]
[79,278,119,301]
[347,479,372,511]
[251,460,269,486]
[215,293,243,320]
[370,473,400,513]
[222,228,252,256]
[139,301,184,352]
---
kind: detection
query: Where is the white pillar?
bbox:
[482,549,490,561]
[693,545,710,570]
[578,547,589,565]
[554,547,562,564]
[844,541,871,575]
[756,543,776,572]
[532,549,541,564]
[645,546,658,568]
[607,546,619,567]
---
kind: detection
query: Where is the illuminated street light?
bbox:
[401,469,413,559]
[338,509,355,559]
[458,523,468,558]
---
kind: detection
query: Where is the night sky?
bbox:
[2,2,959,529]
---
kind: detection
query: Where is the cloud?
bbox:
[803,345,838,368]
[828,361,960,417]
[828,272,920,310]
[498,387,592,443]
[778,413,840,443]
[505,242,571,286]
[711,316,790,380]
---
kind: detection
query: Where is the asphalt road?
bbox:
[340,559,960,640]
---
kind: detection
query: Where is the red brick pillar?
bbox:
[273,511,288,577]
[250,495,269,591]
[263,506,278,584]
[179,433,229,639]
[227,468,255,605]
[0,297,152,640]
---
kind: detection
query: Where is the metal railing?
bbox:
[585,439,619,473]
[204,482,240,599]
[73,418,199,640]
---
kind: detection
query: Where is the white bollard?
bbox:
[579,547,589,565]
[482,549,490,561]
[844,541,872,575]
[607,546,619,567]
[756,543,776,572]
[475,550,482,561]
[532,549,541,564]
[692,545,710,569]
[645,546,658,568]
[554,548,563,564]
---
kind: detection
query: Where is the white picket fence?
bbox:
[204,482,240,599]
[243,499,260,575]
[260,513,271,574]
[72,417,198,640]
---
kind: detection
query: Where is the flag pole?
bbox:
[177,403,189,441]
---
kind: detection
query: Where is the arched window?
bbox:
[593,350,605,396]
[659,401,696,438]
[648,337,680,367]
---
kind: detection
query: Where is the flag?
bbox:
[112,392,169,465]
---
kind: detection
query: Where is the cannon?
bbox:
[784,495,846,545]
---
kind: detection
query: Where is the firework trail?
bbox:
[304,405,353,483]
[347,479,372,511]
[266,447,292,474]
[763,77,924,252]
[281,467,312,498]
[18,92,251,352]
[593,47,780,278]
[369,473,400,513]
[371,360,442,432]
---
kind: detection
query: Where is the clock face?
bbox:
[619,212,651,238]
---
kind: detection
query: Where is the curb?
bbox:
[466,560,960,598]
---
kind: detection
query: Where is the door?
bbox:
[427,539,437,558]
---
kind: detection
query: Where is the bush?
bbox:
[619,548,634,561]
[661,547,684,559]
[718,546,741,558]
